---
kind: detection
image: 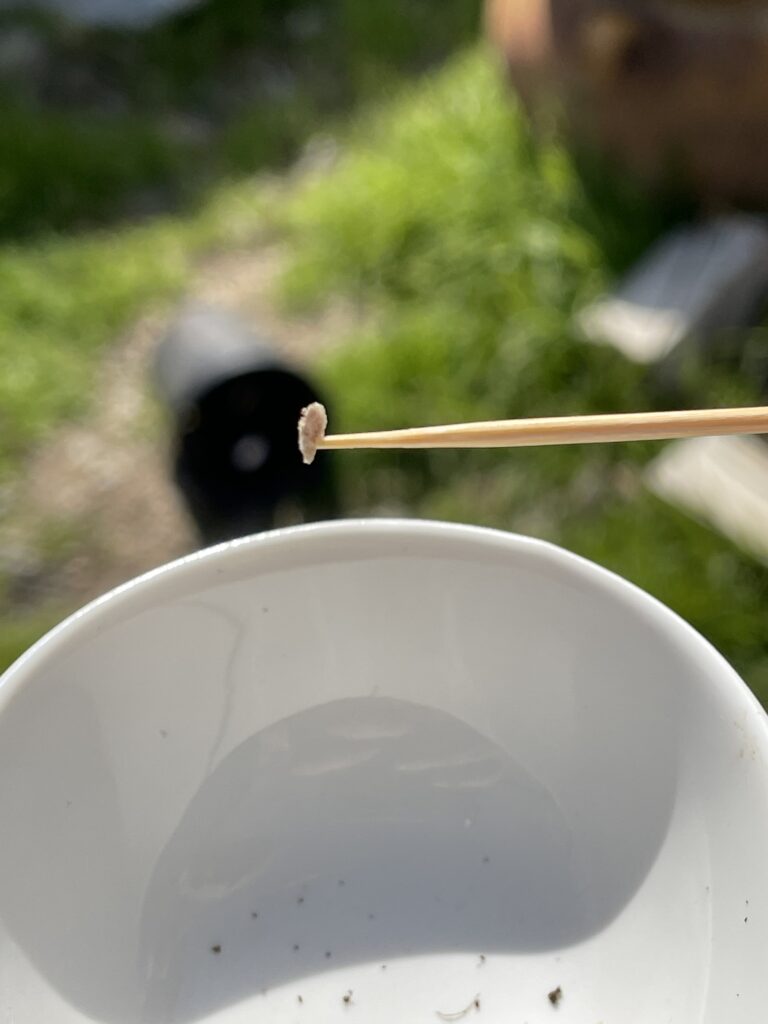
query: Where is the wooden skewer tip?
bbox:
[298,402,328,464]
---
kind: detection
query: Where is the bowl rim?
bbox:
[1,517,766,736]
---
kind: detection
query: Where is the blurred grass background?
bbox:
[1,0,768,699]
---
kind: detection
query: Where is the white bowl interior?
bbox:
[0,521,767,1023]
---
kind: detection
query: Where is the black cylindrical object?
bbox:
[154,305,337,544]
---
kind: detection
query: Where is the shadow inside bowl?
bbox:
[0,684,678,1023]
[137,695,676,1022]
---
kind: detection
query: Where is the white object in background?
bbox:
[0,520,767,1023]
[0,0,198,27]
[578,215,768,363]
[646,434,768,562]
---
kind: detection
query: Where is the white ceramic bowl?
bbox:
[1,519,767,1023]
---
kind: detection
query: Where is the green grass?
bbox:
[0,102,187,238]
[0,609,69,675]
[1,220,193,477]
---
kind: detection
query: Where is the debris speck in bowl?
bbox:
[548,985,562,1007]
[1,520,767,1022]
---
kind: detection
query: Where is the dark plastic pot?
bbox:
[153,305,337,544]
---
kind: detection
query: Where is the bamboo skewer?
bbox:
[297,402,768,464]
